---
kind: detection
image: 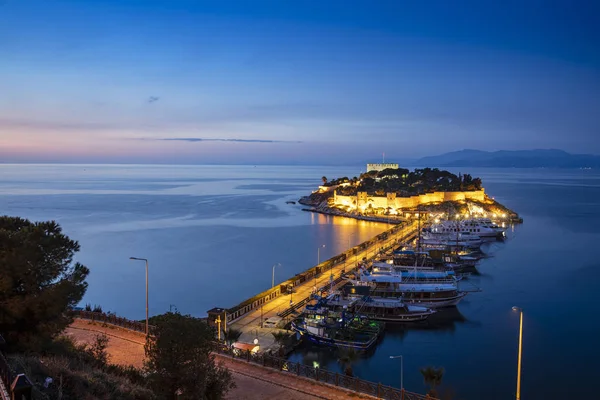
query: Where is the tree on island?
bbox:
[0,216,89,350]
[144,311,235,400]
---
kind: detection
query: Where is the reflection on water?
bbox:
[385,308,470,338]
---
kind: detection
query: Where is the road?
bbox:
[66,319,378,400]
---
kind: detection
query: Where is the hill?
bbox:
[414,149,600,168]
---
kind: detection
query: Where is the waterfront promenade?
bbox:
[227,221,419,351]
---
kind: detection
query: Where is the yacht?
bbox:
[427,219,505,238]
[421,232,483,249]
[316,292,435,323]
[349,267,467,308]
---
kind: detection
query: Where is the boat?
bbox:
[372,263,458,283]
[421,232,483,249]
[291,300,384,350]
[349,267,467,308]
[387,249,479,274]
[426,219,506,238]
[316,290,435,323]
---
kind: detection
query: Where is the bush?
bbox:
[8,336,156,400]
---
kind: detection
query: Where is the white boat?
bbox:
[372,263,457,284]
[421,232,483,249]
[427,219,505,238]
[319,292,435,322]
[349,268,467,308]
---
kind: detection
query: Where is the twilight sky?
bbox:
[1,0,599,164]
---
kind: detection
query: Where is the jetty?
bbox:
[207,220,420,352]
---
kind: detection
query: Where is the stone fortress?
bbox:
[366,162,399,172]
[331,189,486,213]
[327,162,486,214]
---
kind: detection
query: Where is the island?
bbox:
[299,163,522,224]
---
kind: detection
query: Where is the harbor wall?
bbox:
[333,189,486,211]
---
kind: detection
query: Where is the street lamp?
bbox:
[315,244,325,287]
[317,244,326,265]
[272,263,281,288]
[512,306,523,400]
[389,355,403,390]
[129,257,149,335]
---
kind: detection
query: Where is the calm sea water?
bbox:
[1,164,598,399]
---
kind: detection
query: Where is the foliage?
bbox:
[337,347,360,376]
[271,331,293,355]
[420,366,444,397]
[332,167,483,197]
[144,312,235,400]
[84,303,104,313]
[86,333,110,366]
[8,335,155,400]
[0,216,89,350]
[224,328,243,346]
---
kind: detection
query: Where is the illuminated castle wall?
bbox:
[333,189,486,212]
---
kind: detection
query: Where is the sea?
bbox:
[0,164,598,400]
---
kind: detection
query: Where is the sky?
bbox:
[1,0,599,165]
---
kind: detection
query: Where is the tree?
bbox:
[223,328,242,347]
[337,347,359,376]
[0,216,89,350]
[271,331,292,355]
[420,366,444,397]
[144,312,235,400]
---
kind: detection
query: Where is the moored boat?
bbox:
[319,290,435,323]
[291,301,384,350]
[349,268,467,308]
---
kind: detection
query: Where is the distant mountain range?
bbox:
[413,149,600,168]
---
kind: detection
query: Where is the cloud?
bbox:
[0,118,126,132]
[147,96,159,104]
[153,137,301,143]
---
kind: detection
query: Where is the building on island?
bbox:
[332,189,486,214]
[366,163,399,172]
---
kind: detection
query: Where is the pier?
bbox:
[207,220,420,351]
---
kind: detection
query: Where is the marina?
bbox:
[209,212,507,354]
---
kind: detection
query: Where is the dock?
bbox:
[207,220,419,352]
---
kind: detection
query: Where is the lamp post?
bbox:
[317,244,325,265]
[215,315,222,341]
[129,257,149,336]
[389,355,403,391]
[512,306,524,400]
[272,263,281,288]
[315,244,325,287]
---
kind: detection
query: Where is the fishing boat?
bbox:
[291,300,384,350]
